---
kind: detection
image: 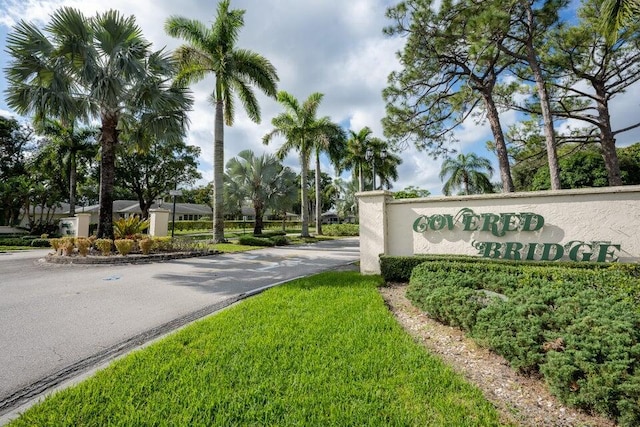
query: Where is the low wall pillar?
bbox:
[149,209,170,237]
[75,213,91,237]
[357,190,393,275]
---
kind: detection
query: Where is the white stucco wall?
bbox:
[358,186,640,274]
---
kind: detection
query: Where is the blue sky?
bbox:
[0,0,639,196]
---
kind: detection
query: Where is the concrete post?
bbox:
[357,190,393,274]
[75,213,91,238]
[149,209,170,237]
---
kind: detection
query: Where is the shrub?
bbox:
[113,216,149,239]
[238,236,275,247]
[323,223,359,236]
[61,237,75,256]
[49,238,63,253]
[95,239,113,256]
[270,235,289,246]
[152,237,173,252]
[258,230,286,237]
[30,238,51,248]
[139,238,153,255]
[75,238,91,257]
[0,237,30,247]
[406,259,640,425]
[114,239,134,256]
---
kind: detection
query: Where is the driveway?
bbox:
[0,238,359,420]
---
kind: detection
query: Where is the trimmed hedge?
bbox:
[237,236,275,247]
[406,260,640,425]
[322,224,359,236]
[380,254,640,283]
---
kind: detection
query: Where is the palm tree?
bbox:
[263,91,336,237]
[37,121,97,216]
[225,149,285,235]
[312,123,346,235]
[341,127,374,192]
[5,7,192,239]
[165,0,279,243]
[439,153,495,196]
[365,137,402,190]
[601,0,640,43]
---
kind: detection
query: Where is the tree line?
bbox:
[383,0,640,192]
[3,2,400,239]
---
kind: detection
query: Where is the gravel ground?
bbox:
[379,283,616,427]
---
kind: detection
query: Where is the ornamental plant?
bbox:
[139,238,153,255]
[75,238,91,257]
[95,238,113,256]
[114,239,134,256]
[113,216,150,239]
[61,237,75,256]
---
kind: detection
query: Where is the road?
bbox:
[0,238,359,420]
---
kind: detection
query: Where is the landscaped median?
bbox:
[8,272,506,426]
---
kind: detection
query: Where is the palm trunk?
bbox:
[315,151,323,235]
[213,101,226,242]
[96,111,118,239]
[594,83,623,186]
[253,200,264,235]
[69,152,77,216]
[358,163,364,192]
[481,91,514,192]
[300,152,310,237]
[524,2,561,190]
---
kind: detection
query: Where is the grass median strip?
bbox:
[11,272,507,426]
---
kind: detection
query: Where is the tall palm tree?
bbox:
[165,0,279,243]
[37,121,97,216]
[263,91,335,237]
[312,123,346,235]
[367,138,402,190]
[341,127,373,192]
[5,7,192,238]
[439,153,495,196]
[225,149,285,235]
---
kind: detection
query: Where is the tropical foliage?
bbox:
[165,0,279,242]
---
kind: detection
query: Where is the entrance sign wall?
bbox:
[357,186,640,274]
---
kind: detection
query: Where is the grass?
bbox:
[10,272,507,426]
[0,245,32,251]
[213,242,263,253]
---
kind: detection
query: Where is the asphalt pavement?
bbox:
[0,238,359,422]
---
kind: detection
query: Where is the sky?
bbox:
[0,0,639,196]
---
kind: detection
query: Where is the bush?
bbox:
[270,235,289,246]
[139,238,153,255]
[151,237,173,252]
[406,259,640,425]
[322,223,359,236]
[95,239,113,256]
[75,238,91,256]
[30,238,51,248]
[258,230,286,237]
[114,217,149,239]
[114,239,134,256]
[0,237,30,247]
[238,236,275,247]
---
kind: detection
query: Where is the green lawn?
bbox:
[10,272,507,426]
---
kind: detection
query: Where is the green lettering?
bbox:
[413,215,429,233]
[521,213,544,232]
[525,243,538,261]
[480,213,502,236]
[461,213,480,231]
[541,243,563,261]
[479,241,502,258]
[429,214,455,231]
[596,243,621,263]
[503,242,523,260]
[568,241,593,262]
[500,213,519,235]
